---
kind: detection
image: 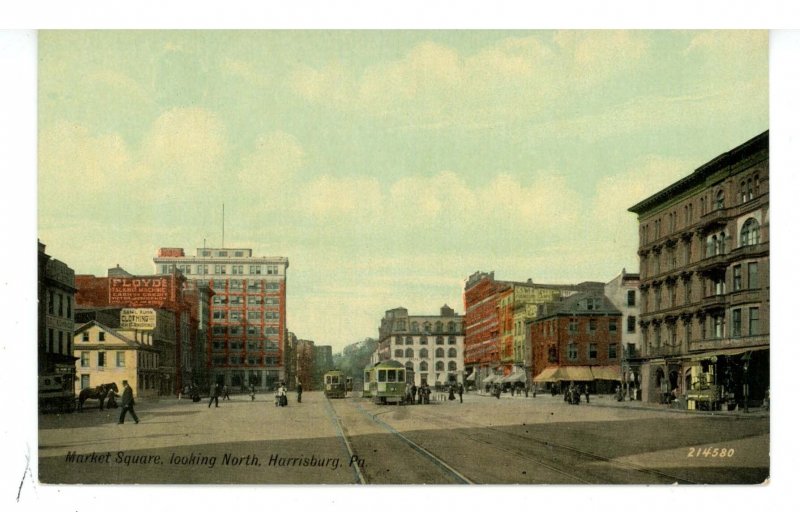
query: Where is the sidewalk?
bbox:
[472,391,769,418]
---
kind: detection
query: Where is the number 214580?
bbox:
[687,447,735,458]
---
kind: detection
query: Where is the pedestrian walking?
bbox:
[448,385,455,401]
[411,383,418,404]
[118,380,139,424]
[457,383,464,403]
[222,385,230,400]
[249,384,256,401]
[296,382,303,403]
[584,385,590,404]
[279,383,288,407]
[208,383,220,408]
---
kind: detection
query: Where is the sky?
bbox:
[34,30,771,353]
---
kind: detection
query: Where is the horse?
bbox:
[77,382,119,412]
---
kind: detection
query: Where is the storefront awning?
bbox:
[533,367,559,382]
[465,370,476,381]
[557,366,594,382]
[483,374,498,384]
[502,372,527,383]
[591,366,621,381]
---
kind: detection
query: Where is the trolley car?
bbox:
[323,370,347,398]
[38,374,76,413]
[368,360,412,405]
[362,363,376,398]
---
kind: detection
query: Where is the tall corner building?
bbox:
[628,131,769,405]
[154,247,289,390]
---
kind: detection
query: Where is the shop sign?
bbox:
[120,308,157,330]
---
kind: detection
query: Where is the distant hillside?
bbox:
[332,338,378,382]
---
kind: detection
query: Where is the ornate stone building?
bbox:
[628,131,769,406]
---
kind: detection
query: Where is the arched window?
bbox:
[419,335,428,345]
[405,348,413,358]
[448,335,456,345]
[395,349,403,358]
[419,348,429,358]
[715,190,725,210]
[435,321,443,333]
[405,361,414,372]
[435,361,445,372]
[448,348,457,358]
[740,218,760,247]
[447,361,457,371]
[405,336,413,345]
[411,322,419,333]
[436,336,444,345]
[448,321,455,333]
[435,348,444,358]
[419,361,428,371]
[754,174,760,196]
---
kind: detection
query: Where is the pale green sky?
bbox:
[37,30,769,351]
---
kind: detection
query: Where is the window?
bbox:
[419,348,429,358]
[568,344,577,361]
[548,346,558,363]
[82,332,89,342]
[229,280,243,291]
[715,190,725,210]
[231,265,243,275]
[215,264,227,274]
[448,321,455,333]
[732,309,742,337]
[419,362,428,371]
[98,351,106,367]
[81,352,89,367]
[569,318,578,333]
[448,336,456,345]
[405,348,413,358]
[250,265,262,275]
[98,332,105,342]
[608,343,618,359]
[733,265,742,291]
[435,361,445,371]
[448,361,457,371]
[436,336,444,345]
[588,318,597,332]
[749,307,760,335]
[235,251,244,257]
[627,290,636,306]
[405,336,413,345]
[740,218,760,247]
[448,348,457,358]
[411,322,419,333]
[116,351,126,367]
[81,374,90,390]
[48,290,54,314]
[395,349,403,358]
[420,336,428,345]
[395,336,402,345]
[609,319,617,332]
[627,315,636,333]
[435,348,444,358]
[219,251,228,257]
[589,343,598,359]
[748,262,759,289]
[714,315,724,339]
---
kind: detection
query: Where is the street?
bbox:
[38,391,769,485]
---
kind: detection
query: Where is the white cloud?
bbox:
[139,107,228,183]
[38,121,133,197]
[237,131,306,206]
[304,174,383,218]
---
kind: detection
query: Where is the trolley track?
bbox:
[406,406,702,484]
[325,396,473,484]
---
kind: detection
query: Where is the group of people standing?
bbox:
[564,382,590,405]
[404,382,465,404]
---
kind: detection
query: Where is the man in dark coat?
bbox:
[296,382,303,403]
[118,380,139,424]
[457,383,464,403]
[208,383,220,408]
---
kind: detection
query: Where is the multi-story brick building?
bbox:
[153,247,289,391]
[38,241,78,410]
[628,131,769,406]
[295,339,315,391]
[75,267,191,396]
[529,290,623,393]
[377,305,465,387]
[463,271,599,388]
[605,269,642,399]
